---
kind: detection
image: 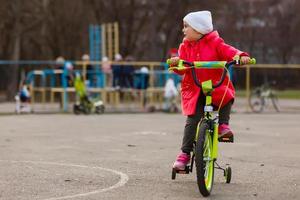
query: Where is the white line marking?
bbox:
[133,131,167,136]
[0,160,129,200]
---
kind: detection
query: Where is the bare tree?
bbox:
[272,0,300,63]
[0,0,300,99]
[6,0,22,99]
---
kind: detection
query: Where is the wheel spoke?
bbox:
[203,134,212,181]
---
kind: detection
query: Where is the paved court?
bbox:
[0,112,299,199]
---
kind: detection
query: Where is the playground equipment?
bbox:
[89,23,119,62]
[4,60,293,114]
[24,61,171,112]
[80,23,120,88]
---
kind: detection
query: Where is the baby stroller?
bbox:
[15,84,31,114]
[73,73,105,114]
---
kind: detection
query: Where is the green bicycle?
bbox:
[168,58,256,197]
[249,81,280,113]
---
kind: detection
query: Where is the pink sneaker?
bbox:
[218,124,234,142]
[173,152,190,170]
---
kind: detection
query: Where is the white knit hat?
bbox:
[82,54,90,61]
[183,11,213,34]
[114,53,123,61]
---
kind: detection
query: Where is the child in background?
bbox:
[169,11,251,170]
[163,78,179,112]
[64,62,74,87]
[112,53,123,89]
[82,54,94,87]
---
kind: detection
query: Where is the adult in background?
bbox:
[56,57,74,87]
[82,54,94,87]
[112,53,123,89]
[122,55,135,88]
[101,56,112,88]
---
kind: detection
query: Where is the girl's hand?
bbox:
[169,57,180,67]
[240,56,251,64]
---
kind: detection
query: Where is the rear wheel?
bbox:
[195,122,214,197]
[147,105,156,113]
[95,105,105,114]
[169,103,179,113]
[270,94,280,112]
[225,166,232,183]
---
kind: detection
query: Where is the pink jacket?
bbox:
[174,31,249,116]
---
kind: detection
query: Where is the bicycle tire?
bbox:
[73,104,81,115]
[249,91,264,113]
[225,166,232,183]
[270,94,280,112]
[95,105,105,114]
[195,122,214,197]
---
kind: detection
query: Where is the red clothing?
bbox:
[174,31,249,116]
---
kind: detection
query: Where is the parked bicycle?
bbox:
[168,58,256,197]
[249,81,280,113]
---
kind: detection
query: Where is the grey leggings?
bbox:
[181,94,233,153]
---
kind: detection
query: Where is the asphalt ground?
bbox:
[0,97,300,114]
[0,111,299,200]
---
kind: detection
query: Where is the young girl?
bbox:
[169,11,251,170]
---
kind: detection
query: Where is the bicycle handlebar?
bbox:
[166,58,256,89]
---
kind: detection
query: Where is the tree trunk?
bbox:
[6,0,22,100]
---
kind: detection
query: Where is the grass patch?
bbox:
[235,90,246,97]
[277,90,300,99]
[235,90,300,99]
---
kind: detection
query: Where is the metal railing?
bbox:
[1,60,300,113]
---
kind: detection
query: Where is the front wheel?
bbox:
[95,105,105,114]
[195,122,214,197]
[249,91,264,113]
[73,104,81,115]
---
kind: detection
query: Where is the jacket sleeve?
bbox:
[172,43,186,76]
[216,37,249,61]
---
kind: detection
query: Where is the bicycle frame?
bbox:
[194,80,219,160]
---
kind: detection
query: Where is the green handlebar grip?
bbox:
[249,58,256,65]
[166,59,171,65]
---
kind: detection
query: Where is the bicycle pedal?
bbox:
[174,166,190,174]
[218,136,234,143]
[177,170,189,174]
